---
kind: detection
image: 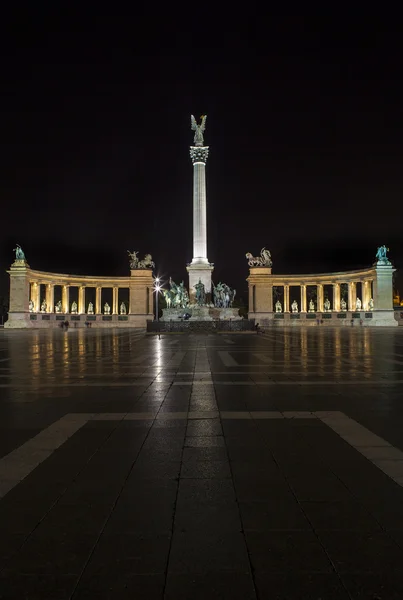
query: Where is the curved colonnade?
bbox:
[5,260,154,328]
[247,263,397,327]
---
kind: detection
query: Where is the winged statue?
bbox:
[191,115,207,146]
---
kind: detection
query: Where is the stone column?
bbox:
[333,283,340,311]
[36,283,41,312]
[62,285,69,313]
[113,287,118,315]
[363,280,371,310]
[266,284,273,313]
[46,284,54,312]
[187,145,214,302]
[96,287,102,314]
[348,282,356,311]
[249,285,254,313]
[317,284,324,312]
[78,286,85,314]
[300,285,307,312]
[284,284,289,312]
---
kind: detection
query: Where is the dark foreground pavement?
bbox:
[1,328,403,598]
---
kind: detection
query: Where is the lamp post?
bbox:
[155,277,160,323]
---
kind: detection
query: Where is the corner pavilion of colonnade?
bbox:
[5,253,154,329]
[247,248,397,327]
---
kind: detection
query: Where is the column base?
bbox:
[187,263,214,304]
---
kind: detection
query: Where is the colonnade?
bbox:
[274,280,374,313]
[6,262,155,328]
[247,262,397,326]
[29,283,127,314]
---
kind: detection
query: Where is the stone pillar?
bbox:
[187,145,213,302]
[284,284,289,312]
[317,284,324,312]
[35,283,41,312]
[5,259,32,328]
[46,284,54,312]
[78,286,85,314]
[300,285,307,312]
[113,287,118,315]
[374,262,396,315]
[96,287,102,314]
[333,283,340,311]
[267,284,273,313]
[129,269,154,326]
[249,285,254,313]
[246,267,273,320]
[11,270,30,311]
[29,282,34,307]
[62,285,69,313]
[363,280,371,310]
[348,282,356,311]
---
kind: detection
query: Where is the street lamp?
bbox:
[154,277,161,323]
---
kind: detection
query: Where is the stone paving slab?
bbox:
[2,328,403,598]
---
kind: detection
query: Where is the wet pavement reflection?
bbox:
[1,327,403,598]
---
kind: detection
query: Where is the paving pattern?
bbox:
[1,327,403,598]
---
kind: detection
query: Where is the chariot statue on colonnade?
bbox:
[246,247,272,268]
[127,250,155,270]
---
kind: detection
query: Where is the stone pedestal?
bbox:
[372,262,397,326]
[247,267,273,319]
[161,305,241,322]
[129,269,154,327]
[5,260,31,328]
[187,264,214,304]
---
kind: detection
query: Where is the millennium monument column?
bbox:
[186,115,214,303]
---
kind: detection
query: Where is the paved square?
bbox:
[1,328,403,598]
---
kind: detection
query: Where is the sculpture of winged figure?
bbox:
[191,115,207,146]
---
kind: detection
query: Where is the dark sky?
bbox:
[1,10,403,299]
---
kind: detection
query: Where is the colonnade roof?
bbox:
[249,265,378,284]
[24,268,143,286]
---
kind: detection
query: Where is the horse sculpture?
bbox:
[246,247,272,267]
[138,254,155,269]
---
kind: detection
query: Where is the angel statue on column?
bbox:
[191,115,207,146]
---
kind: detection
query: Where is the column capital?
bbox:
[190,146,209,164]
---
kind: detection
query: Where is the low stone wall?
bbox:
[148,319,255,333]
[251,310,398,327]
[5,312,152,329]
[161,307,241,321]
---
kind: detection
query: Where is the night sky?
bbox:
[1,11,402,301]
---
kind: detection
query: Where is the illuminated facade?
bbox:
[247,261,397,326]
[5,258,154,328]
